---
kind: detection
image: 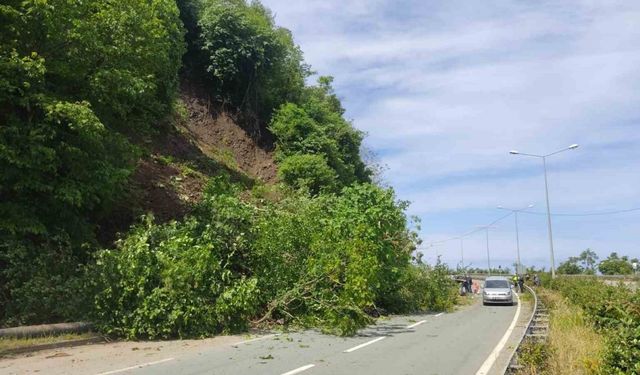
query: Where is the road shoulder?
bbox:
[487,294,534,375]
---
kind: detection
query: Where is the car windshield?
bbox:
[485,280,510,289]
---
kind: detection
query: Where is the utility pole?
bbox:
[477,225,496,275]
[497,204,534,275]
[510,144,579,278]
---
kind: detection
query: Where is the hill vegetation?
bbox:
[0,0,455,335]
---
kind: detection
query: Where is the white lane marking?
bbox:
[95,358,175,375]
[435,312,444,317]
[343,336,386,353]
[232,333,278,346]
[475,293,522,375]
[406,319,427,329]
[281,364,315,375]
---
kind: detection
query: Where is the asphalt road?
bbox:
[0,296,523,375]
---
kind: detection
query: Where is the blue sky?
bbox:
[261,0,640,270]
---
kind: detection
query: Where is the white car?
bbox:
[482,276,514,306]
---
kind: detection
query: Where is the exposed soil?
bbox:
[131,158,204,222]
[95,81,278,245]
[178,83,278,183]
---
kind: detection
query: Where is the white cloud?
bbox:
[261,0,640,267]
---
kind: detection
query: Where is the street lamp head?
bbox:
[569,144,579,150]
[509,150,520,155]
[527,204,535,208]
[497,205,503,209]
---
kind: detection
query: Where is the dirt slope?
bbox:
[178,84,278,183]
[97,82,278,244]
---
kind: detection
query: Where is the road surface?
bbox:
[0,296,530,375]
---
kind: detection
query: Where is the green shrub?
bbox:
[88,176,446,338]
[193,0,307,121]
[90,177,259,339]
[0,0,184,326]
[269,93,370,193]
[0,235,87,327]
[385,260,457,313]
[278,154,337,195]
[551,277,640,374]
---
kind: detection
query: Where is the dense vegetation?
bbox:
[557,249,638,275]
[90,179,454,338]
[1,0,455,334]
[549,278,640,374]
[518,288,604,375]
[1,0,184,326]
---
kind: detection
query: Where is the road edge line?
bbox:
[343,336,386,353]
[232,333,278,346]
[406,319,427,329]
[281,364,315,375]
[474,292,522,375]
[95,357,175,375]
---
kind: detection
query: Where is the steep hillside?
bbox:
[98,82,279,243]
[178,82,278,183]
[1,0,446,334]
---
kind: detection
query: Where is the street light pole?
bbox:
[509,144,579,278]
[477,225,495,275]
[542,156,556,278]
[485,228,491,276]
[460,237,464,267]
[514,211,521,275]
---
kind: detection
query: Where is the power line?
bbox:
[418,211,513,249]
[417,206,640,249]
[520,207,640,217]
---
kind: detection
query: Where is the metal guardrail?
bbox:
[503,285,547,374]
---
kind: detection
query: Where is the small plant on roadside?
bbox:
[517,340,552,374]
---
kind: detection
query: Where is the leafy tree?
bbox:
[269,78,371,193]
[90,176,449,337]
[193,0,308,125]
[1,0,185,325]
[2,0,185,133]
[298,77,370,184]
[557,257,584,275]
[598,252,634,275]
[578,248,599,274]
[278,154,337,195]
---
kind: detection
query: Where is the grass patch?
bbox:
[519,290,533,302]
[518,340,552,374]
[209,147,239,171]
[0,333,98,355]
[519,288,605,375]
[455,294,475,306]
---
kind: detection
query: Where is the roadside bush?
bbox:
[89,177,446,338]
[518,340,552,374]
[90,178,259,339]
[550,277,640,374]
[251,183,420,335]
[0,235,87,327]
[385,260,457,313]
